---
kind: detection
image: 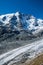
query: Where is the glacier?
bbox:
[0,37,43,65]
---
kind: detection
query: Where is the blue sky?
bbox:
[0,0,43,19]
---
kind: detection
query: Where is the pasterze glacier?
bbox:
[0,12,43,65]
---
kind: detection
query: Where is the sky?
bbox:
[0,0,43,19]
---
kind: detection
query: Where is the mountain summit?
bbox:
[0,12,43,41]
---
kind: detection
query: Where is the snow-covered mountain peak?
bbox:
[0,12,43,37]
[15,12,20,16]
[30,15,35,19]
